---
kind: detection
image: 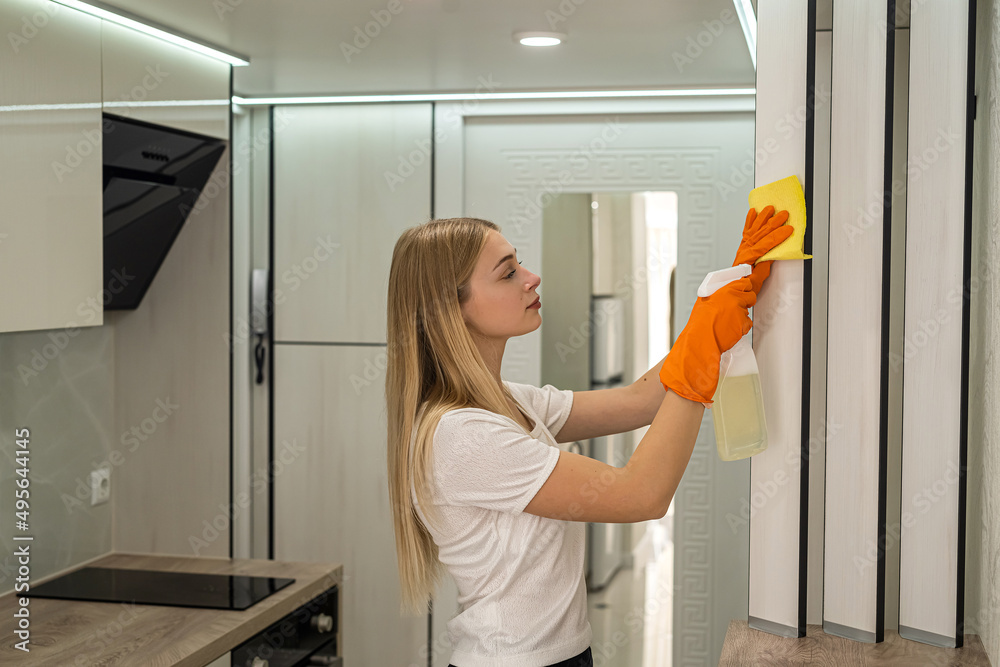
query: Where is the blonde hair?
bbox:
[385,217,527,615]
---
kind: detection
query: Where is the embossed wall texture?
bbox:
[463,113,756,667]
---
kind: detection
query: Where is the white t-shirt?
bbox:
[410,380,592,667]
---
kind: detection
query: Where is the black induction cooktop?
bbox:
[25,566,295,611]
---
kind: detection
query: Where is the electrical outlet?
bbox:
[90,467,111,506]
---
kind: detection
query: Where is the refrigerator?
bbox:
[586,295,630,592]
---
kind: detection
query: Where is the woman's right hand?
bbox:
[734,205,794,296]
[658,275,757,406]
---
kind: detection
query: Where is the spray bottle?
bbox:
[697,264,768,461]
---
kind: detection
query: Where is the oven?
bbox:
[231,586,341,667]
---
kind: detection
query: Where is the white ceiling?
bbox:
[102,0,756,97]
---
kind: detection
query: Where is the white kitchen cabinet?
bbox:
[0,0,103,334]
[273,343,425,666]
[101,21,230,140]
[272,103,433,344]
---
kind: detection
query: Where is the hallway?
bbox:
[588,519,675,667]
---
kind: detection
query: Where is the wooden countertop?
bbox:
[719,619,993,666]
[0,552,342,667]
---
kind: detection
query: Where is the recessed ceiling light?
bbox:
[513,31,566,47]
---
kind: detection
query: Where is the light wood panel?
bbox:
[719,620,992,666]
[103,21,233,557]
[0,0,103,334]
[272,103,433,344]
[273,344,426,666]
[824,0,894,643]
[110,146,232,557]
[898,0,974,648]
[748,0,813,639]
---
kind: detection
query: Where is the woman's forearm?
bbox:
[625,388,705,518]
[629,353,669,426]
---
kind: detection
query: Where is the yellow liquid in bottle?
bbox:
[711,372,768,461]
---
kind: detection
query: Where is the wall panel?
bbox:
[824,0,895,643]
[747,0,813,638]
[898,0,975,648]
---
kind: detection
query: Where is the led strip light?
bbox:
[51,0,249,66]
[232,87,756,106]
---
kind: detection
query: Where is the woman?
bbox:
[386,208,791,667]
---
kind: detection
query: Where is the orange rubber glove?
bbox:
[733,206,793,295]
[659,275,757,405]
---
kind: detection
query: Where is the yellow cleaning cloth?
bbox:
[748,175,813,263]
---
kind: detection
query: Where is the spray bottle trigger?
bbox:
[697,263,752,298]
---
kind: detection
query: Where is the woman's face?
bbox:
[461,230,542,339]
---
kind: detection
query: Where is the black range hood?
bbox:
[102,114,226,310]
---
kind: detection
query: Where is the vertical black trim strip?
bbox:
[897,7,910,637]
[430,102,436,221]
[798,0,818,638]
[822,3,834,629]
[267,105,276,561]
[228,66,235,560]
[956,0,977,648]
[747,0,759,628]
[876,0,896,645]
[428,101,435,667]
